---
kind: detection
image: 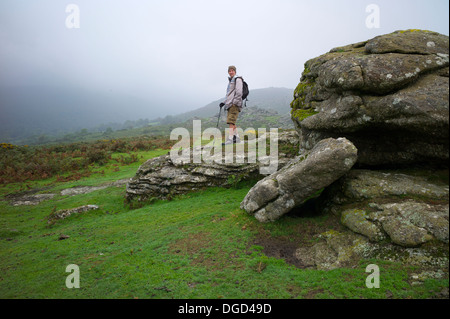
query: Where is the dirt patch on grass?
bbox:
[303,287,326,299]
[169,231,245,271]
[249,199,346,269]
[169,232,212,256]
[252,235,306,268]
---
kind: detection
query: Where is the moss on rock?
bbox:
[291,108,319,121]
[341,209,385,242]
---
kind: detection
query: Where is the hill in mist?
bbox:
[0,86,165,142]
[0,86,293,144]
[156,87,293,125]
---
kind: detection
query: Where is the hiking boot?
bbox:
[222,135,241,145]
[222,136,234,145]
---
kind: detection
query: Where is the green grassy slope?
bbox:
[1,149,447,299]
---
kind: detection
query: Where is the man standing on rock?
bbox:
[220,65,243,145]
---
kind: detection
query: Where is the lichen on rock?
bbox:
[290,30,449,166]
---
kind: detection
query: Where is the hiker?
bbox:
[220,65,243,145]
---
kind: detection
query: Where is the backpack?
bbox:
[237,77,249,106]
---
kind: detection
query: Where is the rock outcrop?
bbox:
[126,152,261,202]
[290,30,449,166]
[125,131,299,202]
[47,205,99,224]
[251,30,449,271]
[240,137,357,222]
[319,169,449,247]
[295,169,449,270]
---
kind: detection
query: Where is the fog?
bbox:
[1,0,449,122]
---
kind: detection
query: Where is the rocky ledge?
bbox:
[125,131,299,203]
[297,169,449,270]
[290,29,449,166]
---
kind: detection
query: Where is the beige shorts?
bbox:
[226,105,240,125]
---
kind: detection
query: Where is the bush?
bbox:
[86,148,110,165]
[0,136,173,184]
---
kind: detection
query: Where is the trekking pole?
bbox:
[216,105,222,128]
[213,104,223,148]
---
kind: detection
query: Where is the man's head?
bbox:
[228,65,236,78]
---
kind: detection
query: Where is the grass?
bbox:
[0,150,448,299]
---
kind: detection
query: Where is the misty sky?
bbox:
[0,0,449,118]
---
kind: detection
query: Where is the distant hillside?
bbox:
[0,86,163,142]
[157,87,294,125]
[1,86,294,144]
